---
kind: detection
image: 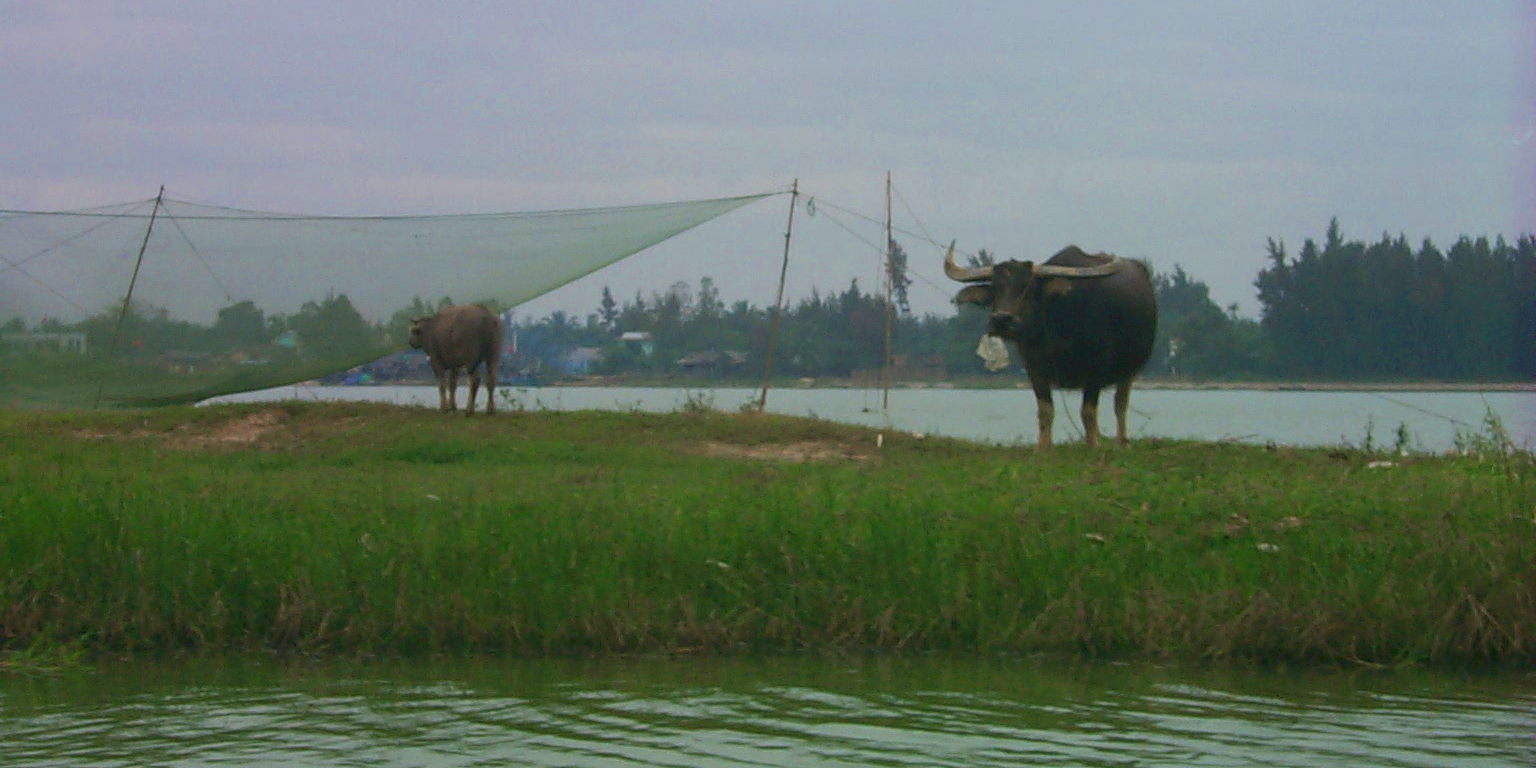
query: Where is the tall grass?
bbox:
[2,402,1532,664]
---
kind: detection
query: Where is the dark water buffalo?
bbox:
[946,243,1157,449]
[408,304,504,415]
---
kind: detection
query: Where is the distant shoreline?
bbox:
[367,376,1536,393]
[1136,380,1536,393]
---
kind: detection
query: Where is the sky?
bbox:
[2,1,1532,321]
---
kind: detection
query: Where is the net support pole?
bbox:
[93,185,164,408]
[757,179,799,413]
[882,171,894,414]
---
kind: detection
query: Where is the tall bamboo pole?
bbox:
[757,180,799,413]
[94,185,165,408]
[881,171,894,413]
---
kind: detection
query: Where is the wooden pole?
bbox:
[882,171,894,413]
[757,180,799,413]
[94,185,165,408]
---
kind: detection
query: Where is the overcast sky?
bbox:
[3,1,1532,320]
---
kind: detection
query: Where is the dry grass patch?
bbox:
[695,439,872,463]
[70,408,292,449]
[194,409,286,445]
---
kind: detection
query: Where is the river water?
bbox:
[4,656,1532,767]
[211,384,1536,453]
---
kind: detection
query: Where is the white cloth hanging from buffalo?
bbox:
[976,334,1011,371]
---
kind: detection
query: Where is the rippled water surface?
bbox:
[5,657,1533,767]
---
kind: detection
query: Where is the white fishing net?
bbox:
[1,192,774,408]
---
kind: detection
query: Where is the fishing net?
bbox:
[1,191,775,408]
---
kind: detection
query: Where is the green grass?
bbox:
[2,401,1533,665]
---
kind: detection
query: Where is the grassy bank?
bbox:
[2,402,1533,665]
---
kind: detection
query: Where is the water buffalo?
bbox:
[945,243,1157,449]
[408,303,504,415]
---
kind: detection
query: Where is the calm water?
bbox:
[211,385,1536,453]
[4,656,1533,767]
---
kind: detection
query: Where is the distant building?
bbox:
[160,349,211,374]
[676,349,748,375]
[619,331,654,356]
[1,332,88,355]
[891,352,947,380]
[560,347,604,375]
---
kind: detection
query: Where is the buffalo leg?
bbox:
[1081,385,1102,447]
[484,357,497,415]
[1031,379,1054,450]
[467,371,480,416]
[432,362,450,411]
[446,368,460,412]
[1113,379,1133,446]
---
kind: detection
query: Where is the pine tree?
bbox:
[887,239,913,314]
[598,286,619,333]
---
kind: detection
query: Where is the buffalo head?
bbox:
[944,242,1124,340]
[407,316,431,350]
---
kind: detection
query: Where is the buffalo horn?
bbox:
[942,241,993,282]
[1034,256,1125,279]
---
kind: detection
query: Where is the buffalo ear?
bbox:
[954,284,994,307]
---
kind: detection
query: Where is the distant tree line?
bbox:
[1256,220,1536,380]
[2,292,391,365]
[6,221,1531,383]
[512,222,1534,383]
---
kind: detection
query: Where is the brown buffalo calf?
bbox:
[408,303,504,415]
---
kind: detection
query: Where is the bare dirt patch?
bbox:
[67,407,367,450]
[70,427,144,441]
[198,410,286,445]
[71,409,290,449]
[695,440,871,463]
[160,409,291,450]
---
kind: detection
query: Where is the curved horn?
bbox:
[1033,256,1125,279]
[943,241,993,282]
